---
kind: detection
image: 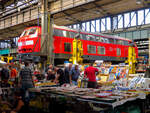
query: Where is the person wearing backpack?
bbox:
[19,61,34,103]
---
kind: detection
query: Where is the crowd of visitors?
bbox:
[0,61,99,113]
[0,61,99,88]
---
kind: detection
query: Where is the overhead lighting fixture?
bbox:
[136,0,142,4]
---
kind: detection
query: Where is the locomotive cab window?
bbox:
[64,43,71,52]
[97,46,105,55]
[21,30,28,37]
[117,48,121,56]
[87,45,96,54]
[29,28,37,35]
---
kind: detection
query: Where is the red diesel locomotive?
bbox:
[18,25,138,63]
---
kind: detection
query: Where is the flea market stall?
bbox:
[27,63,150,113]
[29,86,146,113]
[1,62,149,113]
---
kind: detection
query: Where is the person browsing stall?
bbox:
[84,63,99,88]
[47,69,55,82]
[70,64,80,85]
[45,64,54,74]
[64,63,72,84]
[54,67,65,86]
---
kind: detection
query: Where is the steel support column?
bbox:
[48,15,54,65]
[41,0,54,64]
[41,0,48,54]
[110,16,113,32]
[136,11,138,26]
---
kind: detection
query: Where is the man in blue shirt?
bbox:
[69,64,80,85]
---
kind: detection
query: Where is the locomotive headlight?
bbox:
[18,42,22,46]
[26,40,33,45]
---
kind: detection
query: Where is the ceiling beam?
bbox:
[62,11,81,23]
[92,2,111,16]
[53,0,123,20]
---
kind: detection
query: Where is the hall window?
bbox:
[97,46,105,55]
[87,45,96,54]
[64,43,71,52]
[117,48,121,56]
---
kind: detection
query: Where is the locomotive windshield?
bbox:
[20,28,37,37]
[20,30,28,37]
[28,28,37,35]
